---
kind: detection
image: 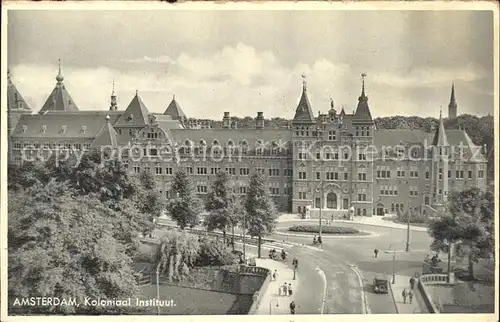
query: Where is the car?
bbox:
[372,277,389,294]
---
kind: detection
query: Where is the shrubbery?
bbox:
[195,236,238,267]
[288,225,359,234]
[397,210,428,224]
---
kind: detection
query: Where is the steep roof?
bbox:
[7,70,31,112]
[292,85,315,124]
[164,95,187,120]
[432,113,449,146]
[114,92,150,126]
[353,76,373,121]
[90,116,119,148]
[38,62,79,113]
[11,112,121,139]
[373,129,431,148]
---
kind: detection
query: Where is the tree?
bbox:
[428,188,494,279]
[8,180,138,314]
[205,171,241,250]
[155,230,200,282]
[244,172,278,258]
[195,236,238,267]
[166,170,203,229]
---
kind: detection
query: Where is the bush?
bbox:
[397,210,428,224]
[288,225,359,234]
[195,236,238,267]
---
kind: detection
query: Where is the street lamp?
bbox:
[243,210,247,262]
[316,126,324,248]
[389,245,396,284]
[155,263,161,315]
[269,298,279,314]
[406,201,411,252]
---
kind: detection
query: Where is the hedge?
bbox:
[288,225,359,234]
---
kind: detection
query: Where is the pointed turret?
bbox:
[292,74,315,124]
[448,83,457,119]
[114,91,150,126]
[110,79,118,111]
[432,109,449,146]
[353,73,373,121]
[164,94,187,122]
[7,69,31,112]
[39,59,79,113]
[90,115,119,149]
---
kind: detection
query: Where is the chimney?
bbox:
[256,112,264,129]
[223,112,230,128]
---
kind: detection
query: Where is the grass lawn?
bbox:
[135,284,238,315]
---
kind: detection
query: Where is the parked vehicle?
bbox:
[372,277,389,294]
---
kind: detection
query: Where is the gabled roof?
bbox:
[38,62,79,113]
[114,92,150,126]
[7,70,31,112]
[90,116,119,148]
[11,112,121,139]
[292,86,315,124]
[164,95,187,120]
[432,114,449,146]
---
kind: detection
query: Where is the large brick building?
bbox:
[7,65,488,216]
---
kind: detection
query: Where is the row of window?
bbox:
[355,126,371,137]
[438,169,485,180]
[134,166,294,177]
[13,142,91,150]
[298,152,368,161]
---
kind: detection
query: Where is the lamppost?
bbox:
[269,298,279,314]
[155,263,161,315]
[316,126,324,248]
[389,245,396,284]
[406,201,411,252]
[243,210,247,262]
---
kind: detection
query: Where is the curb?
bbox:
[333,220,428,232]
[388,277,399,314]
[350,265,370,314]
[275,230,379,239]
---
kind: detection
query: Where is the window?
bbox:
[240,168,250,176]
[226,167,236,175]
[448,170,452,178]
[328,130,336,141]
[155,167,163,175]
[358,173,367,181]
[438,168,443,180]
[325,152,331,160]
[409,171,418,178]
[468,170,473,179]
[344,172,349,181]
[298,192,307,199]
[211,167,219,175]
[357,194,367,201]
[197,167,207,175]
[355,126,359,137]
[397,170,406,178]
[478,170,484,178]
[197,185,207,193]
[424,196,430,205]
[284,168,293,177]
[186,167,193,174]
[334,152,339,160]
[298,152,306,160]
[133,166,141,174]
[165,167,173,175]
[299,172,307,180]
[269,169,280,176]
[239,186,248,194]
[270,188,280,195]
[426,171,430,179]
[358,153,366,161]
[316,172,321,180]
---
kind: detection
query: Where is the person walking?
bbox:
[289,301,296,314]
[374,248,379,258]
[408,290,414,304]
[288,283,293,296]
[283,283,288,296]
[409,276,416,290]
[402,289,407,304]
[273,270,278,281]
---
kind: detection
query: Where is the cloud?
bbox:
[371,64,488,88]
[10,44,492,119]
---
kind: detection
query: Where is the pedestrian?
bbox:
[289,301,296,314]
[374,248,379,258]
[408,290,413,304]
[402,289,407,304]
[283,283,288,296]
[288,283,293,296]
[409,277,415,290]
[273,270,278,281]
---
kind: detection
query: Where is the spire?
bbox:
[110,79,118,111]
[448,82,457,118]
[56,59,64,84]
[292,74,315,124]
[432,108,449,146]
[353,73,373,121]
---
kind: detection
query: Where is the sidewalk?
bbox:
[254,258,298,315]
[389,274,427,313]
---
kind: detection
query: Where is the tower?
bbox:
[38,59,79,113]
[448,83,457,119]
[431,108,450,209]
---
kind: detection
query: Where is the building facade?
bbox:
[7,65,488,216]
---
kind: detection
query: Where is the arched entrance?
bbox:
[326,192,337,209]
[376,203,385,216]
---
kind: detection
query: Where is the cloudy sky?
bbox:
[7,9,494,119]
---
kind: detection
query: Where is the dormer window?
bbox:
[80,126,87,134]
[41,125,47,133]
[60,125,67,134]
[127,114,134,122]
